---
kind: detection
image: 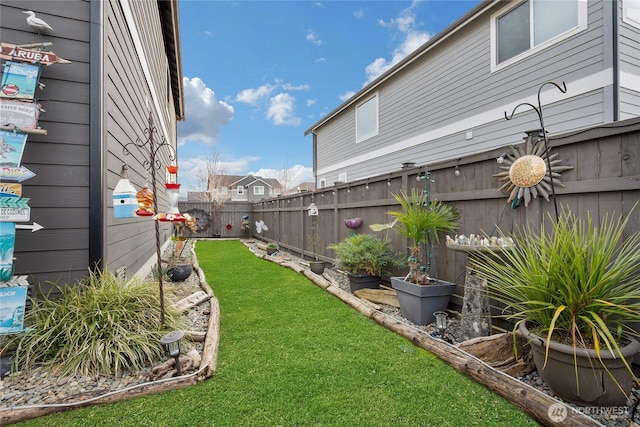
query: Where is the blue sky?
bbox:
[177,0,481,193]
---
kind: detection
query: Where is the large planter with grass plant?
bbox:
[328,233,402,294]
[471,205,640,406]
[371,189,459,326]
[519,321,640,406]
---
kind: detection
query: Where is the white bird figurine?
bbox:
[23,11,54,34]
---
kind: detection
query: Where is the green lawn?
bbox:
[17,240,536,426]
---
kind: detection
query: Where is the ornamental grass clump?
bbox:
[5,268,184,378]
[471,205,640,364]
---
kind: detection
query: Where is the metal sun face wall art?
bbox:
[494,132,573,207]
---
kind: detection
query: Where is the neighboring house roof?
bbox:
[218,174,282,189]
[304,0,495,136]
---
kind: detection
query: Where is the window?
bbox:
[356,93,378,142]
[319,178,326,189]
[237,185,244,195]
[623,0,640,29]
[254,186,264,195]
[338,172,347,183]
[492,0,586,70]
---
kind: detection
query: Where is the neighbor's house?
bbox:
[305,0,640,187]
[200,174,283,202]
[0,1,183,294]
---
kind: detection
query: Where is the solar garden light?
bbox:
[161,330,185,376]
[434,311,448,340]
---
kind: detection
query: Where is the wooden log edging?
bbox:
[241,241,601,427]
[0,251,221,426]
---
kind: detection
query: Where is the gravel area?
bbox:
[2,238,640,426]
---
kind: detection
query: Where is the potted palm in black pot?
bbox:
[471,206,640,406]
[328,233,402,293]
[372,189,459,325]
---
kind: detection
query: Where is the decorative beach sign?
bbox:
[0,281,28,334]
[0,99,40,129]
[0,222,16,282]
[0,130,29,168]
[0,61,41,100]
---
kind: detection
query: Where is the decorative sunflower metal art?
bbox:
[494,130,573,207]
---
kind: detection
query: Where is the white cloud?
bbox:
[353,8,365,19]
[306,98,317,106]
[315,57,326,64]
[178,77,234,146]
[364,2,431,85]
[306,30,323,46]
[235,83,276,105]
[250,165,314,189]
[282,83,311,91]
[266,93,301,126]
[339,91,356,102]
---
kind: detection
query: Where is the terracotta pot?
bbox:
[519,321,640,406]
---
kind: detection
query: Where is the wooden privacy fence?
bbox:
[251,119,640,319]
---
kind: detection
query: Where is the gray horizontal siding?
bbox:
[315,0,616,186]
[1,1,92,288]
[104,0,176,278]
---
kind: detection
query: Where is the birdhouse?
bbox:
[112,178,138,218]
[307,203,318,216]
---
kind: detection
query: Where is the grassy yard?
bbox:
[17,240,536,426]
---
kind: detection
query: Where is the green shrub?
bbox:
[328,233,402,276]
[5,268,185,378]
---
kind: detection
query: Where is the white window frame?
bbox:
[319,178,326,189]
[490,0,588,72]
[355,92,379,143]
[338,172,347,183]
[253,185,264,195]
[237,185,244,195]
[623,0,640,29]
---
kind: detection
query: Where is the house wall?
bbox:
[0,0,180,295]
[103,0,175,279]
[619,0,640,118]
[1,1,93,292]
[312,0,635,188]
[254,119,640,329]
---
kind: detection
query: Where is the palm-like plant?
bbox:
[471,205,640,371]
[385,189,459,284]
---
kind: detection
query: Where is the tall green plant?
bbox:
[377,189,459,284]
[4,268,185,378]
[471,206,640,369]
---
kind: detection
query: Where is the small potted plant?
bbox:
[372,189,459,325]
[328,233,402,293]
[266,242,279,255]
[471,206,640,406]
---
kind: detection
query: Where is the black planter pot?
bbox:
[391,277,456,325]
[266,247,277,255]
[309,261,325,275]
[519,321,640,406]
[348,273,381,293]
[167,264,193,282]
